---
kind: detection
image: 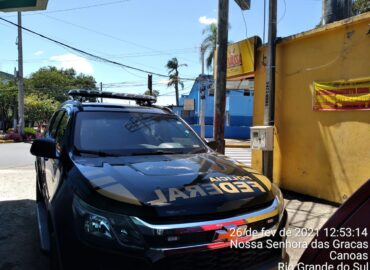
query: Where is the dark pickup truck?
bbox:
[31,90,287,270]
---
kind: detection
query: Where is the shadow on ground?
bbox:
[0,194,338,270]
[282,190,338,267]
[0,200,48,270]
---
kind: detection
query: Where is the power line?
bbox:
[1,19,111,57]
[278,0,287,24]
[0,17,196,81]
[3,1,201,65]
[34,14,199,64]
[158,87,190,97]
[4,0,130,17]
[241,10,248,38]
[41,13,200,60]
[40,13,156,52]
[263,0,266,43]
[42,0,130,14]
[103,82,164,87]
[106,48,199,58]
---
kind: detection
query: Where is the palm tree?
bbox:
[352,0,370,14]
[201,23,217,71]
[166,57,187,106]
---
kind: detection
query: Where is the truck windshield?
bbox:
[74,111,207,156]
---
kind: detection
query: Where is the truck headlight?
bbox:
[84,213,113,240]
[72,196,146,249]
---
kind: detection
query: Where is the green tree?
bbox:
[75,74,97,89]
[29,66,97,102]
[166,58,187,106]
[24,93,60,129]
[143,89,159,97]
[61,68,76,79]
[352,0,370,14]
[0,82,17,132]
[201,23,218,71]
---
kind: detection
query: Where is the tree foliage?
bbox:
[166,58,187,106]
[143,89,159,97]
[0,66,98,131]
[0,82,17,132]
[24,93,60,128]
[352,0,370,14]
[201,23,218,71]
[29,66,97,102]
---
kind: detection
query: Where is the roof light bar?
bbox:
[68,89,156,105]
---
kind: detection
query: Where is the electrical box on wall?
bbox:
[250,126,274,151]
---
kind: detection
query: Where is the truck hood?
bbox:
[73,152,274,219]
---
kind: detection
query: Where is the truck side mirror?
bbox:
[206,140,218,151]
[30,138,57,159]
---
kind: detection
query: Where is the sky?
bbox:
[0,0,322,105]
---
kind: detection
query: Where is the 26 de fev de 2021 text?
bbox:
[229,227,368,269]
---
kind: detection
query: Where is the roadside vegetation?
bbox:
[143,89,159,97]
[352,0,370,15]
[0,66,97,142]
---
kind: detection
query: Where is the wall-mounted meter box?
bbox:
[250,126,274,151]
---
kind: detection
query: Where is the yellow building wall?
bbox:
[252,13,370,203]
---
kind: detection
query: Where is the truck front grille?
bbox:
[144,216,279,248]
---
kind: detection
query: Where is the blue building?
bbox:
[173,75,254,139]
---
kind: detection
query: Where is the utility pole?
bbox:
[263,0,277,180]
[200,82,206,139]
[148,74,153,96]
[100,82,103,102]
[263,0,266,43]
[322,0,352,25]
[200,46,206,139]
[213,0,229,154]
[17,12,24,136]
[200,46,206,75]
[175,71,179,106]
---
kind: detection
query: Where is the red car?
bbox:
[297,179,370,269]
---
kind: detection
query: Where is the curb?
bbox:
[225,144,250,148]
[0,140,15,144]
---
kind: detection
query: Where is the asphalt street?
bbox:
[0,143,337,270]
[0,142,35,169]
[0,143,48,270]
[225,147,251,167]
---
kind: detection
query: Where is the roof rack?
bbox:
[68,89,156,106]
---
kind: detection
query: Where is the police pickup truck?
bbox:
[31,90,288,270]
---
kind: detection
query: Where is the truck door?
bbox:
[44,110,68,201]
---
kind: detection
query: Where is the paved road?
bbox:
[0,143,336,270]
[225,147,252,167]
[0,143,35,169]
[0,143,48,270]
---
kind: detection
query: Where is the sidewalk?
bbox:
[0,140,14,144]
[283,191,338,267]
[225,139,250,148]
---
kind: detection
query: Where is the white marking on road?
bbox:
[225,148,251,167]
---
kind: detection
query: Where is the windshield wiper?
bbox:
[75,149,120,157]
[130,150,183,156]
[188,148,207,154]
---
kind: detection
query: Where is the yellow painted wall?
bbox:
[252,13,370,203]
